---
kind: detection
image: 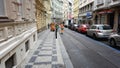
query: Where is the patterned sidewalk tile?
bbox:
[35,56,52,62]
[41,47,53,50]
[24,32,61,68]
[32,64,52,68]
[39,51,52,55]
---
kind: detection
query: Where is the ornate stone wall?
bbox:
[35,0,50,32]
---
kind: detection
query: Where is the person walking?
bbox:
[55,23,59,39]
[60,23,64,34]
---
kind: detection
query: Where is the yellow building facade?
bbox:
[73,0,79,23]
[44,0,52,26]
[36,0,46,32]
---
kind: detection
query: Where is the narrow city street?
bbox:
[60,28,120,68]
[1,0,120,68]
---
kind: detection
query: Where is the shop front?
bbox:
[94,9,114,28]
[118,11,120,32]
[86,12,93,25]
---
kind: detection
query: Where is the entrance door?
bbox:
[118,14,120,33]
[109,13,114,29]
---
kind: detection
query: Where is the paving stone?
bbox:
[52,56,57,61]
[35,56,52,62]
[53,47,56,49]
[52,64,59,68]
[34,62,51,65]
[39,51,52,55]
[32,64,52,68]
[38,54,52,56]
[53,50,57,54]
[29,56,37,63]
[41,47,53,50]
[25,65,33,68]
[33,51,39,55]
[40,49,52,51]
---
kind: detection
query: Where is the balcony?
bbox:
[108,0,120,7]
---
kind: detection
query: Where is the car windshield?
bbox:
[99,26,112,30]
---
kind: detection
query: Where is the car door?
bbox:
[117,33,120,46]
[87,26,96,36]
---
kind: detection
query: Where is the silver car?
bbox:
[108,33,120,46]
[87,24,114,39]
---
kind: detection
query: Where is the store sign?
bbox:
[98,10,113,14]
[86,12,92,19]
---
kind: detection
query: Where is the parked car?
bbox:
[77,24,89,33]
[108,33,120,47]
[86,24,115,39]
[73,24,78,31]
[69,23,78,31]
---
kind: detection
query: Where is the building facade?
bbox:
[0,0,37,68]
[68,2,73,26]
[35,0,47,32]
[51,0,64,23]
[73,0,79,24]
[63,0,70,26]
[93,0,120,32]
[79,0,94,25]
[44,0,52,26]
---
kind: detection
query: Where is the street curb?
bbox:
[57,33,74,68]
[56,39,65,68]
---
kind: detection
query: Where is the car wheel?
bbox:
[109,39,116,47]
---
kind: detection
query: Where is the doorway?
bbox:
[108,13,114,29]
[118,13,120,33]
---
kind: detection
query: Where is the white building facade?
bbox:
[79,0,94,25]
[51,0,64,23]
[63,0,73,26]
[0,0,37,68]
[93,0,120,32]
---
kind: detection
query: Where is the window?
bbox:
[5,54,16,68]
[97,0,104,5]
[33,34,35,42]
[102,26,112,30]
[108,0,112,3]
[25,40,29,52]
[0,0,5,16]
[91,26,96,29]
